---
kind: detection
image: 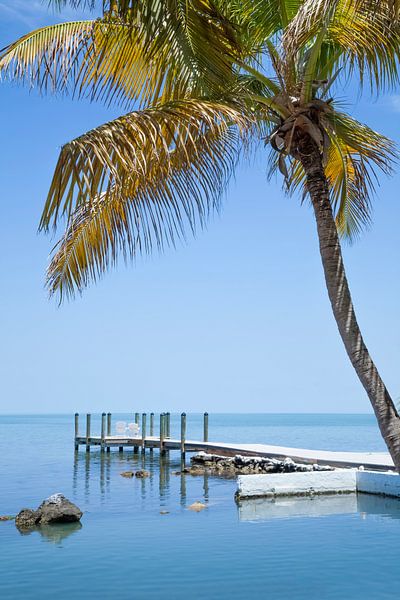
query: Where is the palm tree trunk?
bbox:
[299,142,400,471]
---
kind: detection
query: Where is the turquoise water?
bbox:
[1,413,400,599]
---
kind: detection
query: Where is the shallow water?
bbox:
[1,413,399,599]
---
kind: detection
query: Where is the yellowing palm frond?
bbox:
[43,100,252,300]
[0,2,240,107]
[325,112,397,238]
[0,21,96,96]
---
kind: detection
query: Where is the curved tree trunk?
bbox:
[299,142,400,471]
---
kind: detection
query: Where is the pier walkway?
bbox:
[74,413,394,471]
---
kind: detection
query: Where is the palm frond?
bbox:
[49,1,130,15]
[284,0,400,93]
[0,19,189,108]
[225,0,302,43]
[325,111,397,238]
[43,100,252,300]
[266,106,397,240]
[0,2,241,108]
[0,21,96,97]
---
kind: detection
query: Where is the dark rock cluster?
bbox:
[190,452,334,475]
[15,494,82,530]
[120,470,150,478]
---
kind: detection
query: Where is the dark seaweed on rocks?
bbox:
[190,452,334,475]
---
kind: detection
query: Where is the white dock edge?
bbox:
[356,470,400,497]
[237,470,400,499]
[237,470,357,498]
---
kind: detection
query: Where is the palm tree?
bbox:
[2,0,400,467]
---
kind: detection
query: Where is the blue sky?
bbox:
[0,1,399,414]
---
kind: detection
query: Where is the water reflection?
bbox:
[237,494,358,521]
[72,449,212,507]
[357,493,400,520]
[16,522,82,544]
[237,493,400,522]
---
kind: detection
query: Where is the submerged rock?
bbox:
[15,509,39,528]
[0,515,15,522]
[135,470,150,478]
[188,501,207,512]
[191,452,334,475]
[15,494,82,530]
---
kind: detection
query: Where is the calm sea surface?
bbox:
[1,413,399,599]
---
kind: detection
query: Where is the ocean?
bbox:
[1,413,399,600]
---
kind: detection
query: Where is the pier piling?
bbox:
[160,413,166,456]
[101,412,106,452]
[181,412,186,468]
[134,413,140,453]
[150,412,154,453]
[86,414,91,452]
[166,412,171,438]
[142,413,147,453]
[204,412,209,443]
[106,413,111,452]
[74,413,79,450]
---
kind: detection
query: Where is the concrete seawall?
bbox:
[237,470,400,499]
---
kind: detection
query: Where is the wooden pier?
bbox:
[74,412,209,465]
[74,412,395,471]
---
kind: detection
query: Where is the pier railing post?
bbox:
[160,413,166,455]
[134,412,140,453]
[86,413,91,452]
[150,412,154,436]
[150,412,154,453]
[101,412,106,452]
[203,412,209,443]
[166,412,171,438]
[74,413,79,450]
[107,413,111,453]
[142,413,147,453]
[181,412,186,468]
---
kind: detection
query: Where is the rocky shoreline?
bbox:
[188,452,334,475]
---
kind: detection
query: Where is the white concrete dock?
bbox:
[236,469,400,500]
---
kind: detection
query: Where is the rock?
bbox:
[312,463,333,471]
[0,515,15,521]
[15,509,39,528]
[135,470,150,478]
[160,511,169,515]
[188,501,207,512]
[120,471,135,478]
[15,495,82,531]
[191,452,334,475]
[37,494,82,524]
[188,466,205,475]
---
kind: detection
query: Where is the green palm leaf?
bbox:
[284,0,400,93]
